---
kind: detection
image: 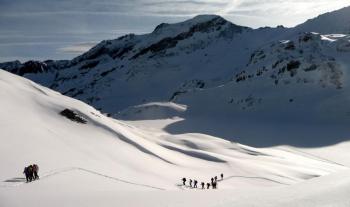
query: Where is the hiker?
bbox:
[23,167,30,182]
[211,177,214,184]
[189,179,192,187]
[206,183,210,189]
[33,164,39,180]
[214,176,217,181]
[194,180,198,188]
[221,173,224,180]
[201,182,205,189]
[182,178,186,185]
[28,165,34,182]
[212,181,217,189]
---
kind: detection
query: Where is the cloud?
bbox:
[0,0,350,61]
[58,42,97,54]
[139,0,228,15]
[218,0,350,27]
[1,0,349,25]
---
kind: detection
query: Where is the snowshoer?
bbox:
[214,176,217,182]
[182,178,186,185]
[201,182,205,189]
[189,179,192,187]
[33,164,39,180]
[206,183,210,189]
[211,177,214,184]
[221,173,224,180]
[194,180,198,188]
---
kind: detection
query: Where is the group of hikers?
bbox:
[182,173,223,189]
[23,164,39,182]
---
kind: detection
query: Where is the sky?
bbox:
[0,0,349,62]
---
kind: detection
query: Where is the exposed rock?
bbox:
[59,109,87,124]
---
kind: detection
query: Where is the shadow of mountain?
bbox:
[161,144,227,163]
[163,117,350,148]
[115,103,186,121]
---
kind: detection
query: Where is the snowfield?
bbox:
[0,69,350,207]
[1,5,350,207]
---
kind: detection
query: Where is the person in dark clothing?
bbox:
[23,167,29,182]
[221,173,224,180]
[182,178,186,185]
[201,182,205,189]
[211,177,214,184]
[189,179,192,187]
[33,164,39,180]
[27,165,34,182]
[194,180,198,188]
[206,183,210,189]
[214,176,217,181]
[212,181,217,189]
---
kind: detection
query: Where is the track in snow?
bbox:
[0,167,165,190]
[176,174,290,190]
[2,167,290,191]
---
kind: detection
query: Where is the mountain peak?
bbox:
[152,14,237,35]
[185,14,223,23]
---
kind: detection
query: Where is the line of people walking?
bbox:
[23,164,39,182]
[182,173,223,190]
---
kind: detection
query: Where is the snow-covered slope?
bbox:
[0,69,347,207]
[168,32,350,147]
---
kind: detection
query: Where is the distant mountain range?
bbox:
[1,6,349,147]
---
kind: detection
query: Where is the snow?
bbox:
[1,5,350,206]
[0,69,349,206]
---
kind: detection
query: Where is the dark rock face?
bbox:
[299,33,314,42]
[0,60,70,76]
[59,109,87,124]
[284,41,295,50]
[18,61,48,75]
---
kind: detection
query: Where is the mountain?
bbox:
[1,69,347,207]
[0,7,349,150]
[0,15,283,112]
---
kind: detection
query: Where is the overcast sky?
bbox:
[0,0,349,62]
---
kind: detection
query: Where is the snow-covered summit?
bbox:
[72,13,247,64]
[153,14,248,36]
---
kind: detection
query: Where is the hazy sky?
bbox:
[0,0,349,62]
